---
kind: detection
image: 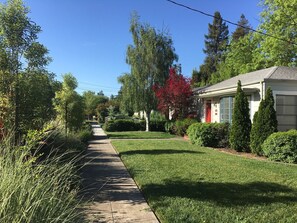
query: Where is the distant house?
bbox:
[195,66,297,131]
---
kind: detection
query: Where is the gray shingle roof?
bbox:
[197,66,297,93]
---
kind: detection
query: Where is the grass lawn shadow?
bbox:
[119,149,203,156]
[143,179,297,207]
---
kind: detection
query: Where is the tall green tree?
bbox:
[120,13,177,131]
[250,87,278,154]
[54,73,84,133]
[82,90,108,120]
[197,11,229,85]
[232,14,251,41]
[229,81,251,152]
[257,0,297,67]
[212,33,264,84]
[117,73,136,115]
[0,0,45,137]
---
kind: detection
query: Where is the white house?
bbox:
[195,66,297,131]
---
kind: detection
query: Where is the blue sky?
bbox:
[9,0,262,96]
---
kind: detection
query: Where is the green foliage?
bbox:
[54,73,85,133]
[77,123,93,144]
[166,118,198,136]
[140,120,166,132]
[229,81,251,152]
[187,122,229,148]
[0,0,44,134]
[212,33,262,84]
[150,111,166,121]
[103,119,166,132]
[258,0,297,67]
[120,13,177,131]
[18,71,56,132]
[0,131,84,222]
[103,119,140,132]
[262,130,297,163]
[250,87,278,154]
[82,90,108,120]
[212,0,297,83]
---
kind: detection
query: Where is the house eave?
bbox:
[198,87,259,98]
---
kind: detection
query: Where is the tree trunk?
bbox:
[145,110,150,132]
[14,74,20,145]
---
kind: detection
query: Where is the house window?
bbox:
[220,97,234,123]
[220,96,251,123]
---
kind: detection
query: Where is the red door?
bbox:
[206,101,211,123]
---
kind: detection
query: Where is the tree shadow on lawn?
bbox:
[119,149,203,156]
[143,179,297,207]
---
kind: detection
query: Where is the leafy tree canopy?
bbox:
[153,67,193,120]
[120,12,178,131]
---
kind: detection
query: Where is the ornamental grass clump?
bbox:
[0,132,84,223]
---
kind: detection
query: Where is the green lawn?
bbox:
[106,131,175,139]
[112,140,297,223]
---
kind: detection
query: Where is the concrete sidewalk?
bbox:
[81,124,159,223]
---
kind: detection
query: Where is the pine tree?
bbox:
[229,81,251,152]
[199,11,229,85]
[250,87,277,154]
[232,14,251,41]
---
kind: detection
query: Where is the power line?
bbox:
[76,87,119,93]
[79,81,120,90]
[166,0,297,46]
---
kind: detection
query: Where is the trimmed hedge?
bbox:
[103,119,166,132]
[103,119,140,132]
[262,130,297,163]
[187,123,229,148]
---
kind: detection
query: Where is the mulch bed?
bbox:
[216,148,267,161]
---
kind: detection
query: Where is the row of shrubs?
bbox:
[103,117,297,164]
[103,118,198,135]
[186,122,297,164]
[103,119,166,132]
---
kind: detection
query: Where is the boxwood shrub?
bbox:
[187,123,229,148]
[262,130,297,163]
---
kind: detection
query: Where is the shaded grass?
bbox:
[112,140,297,223]
[106,131,175,139]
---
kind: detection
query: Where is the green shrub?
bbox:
[140,120,166,132]
[229,81,251,152]
[250,87,278,155]
[175,118,198,136]
[103,119,140,132]
[77,129,93,144]
[165,121,175,133]
[77,122,93,143]
[165,119,198,136]
[262,130,297,163]
[103,119,166,132]
[187,122,229,148]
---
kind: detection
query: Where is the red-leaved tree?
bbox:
[153,68,193,120]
